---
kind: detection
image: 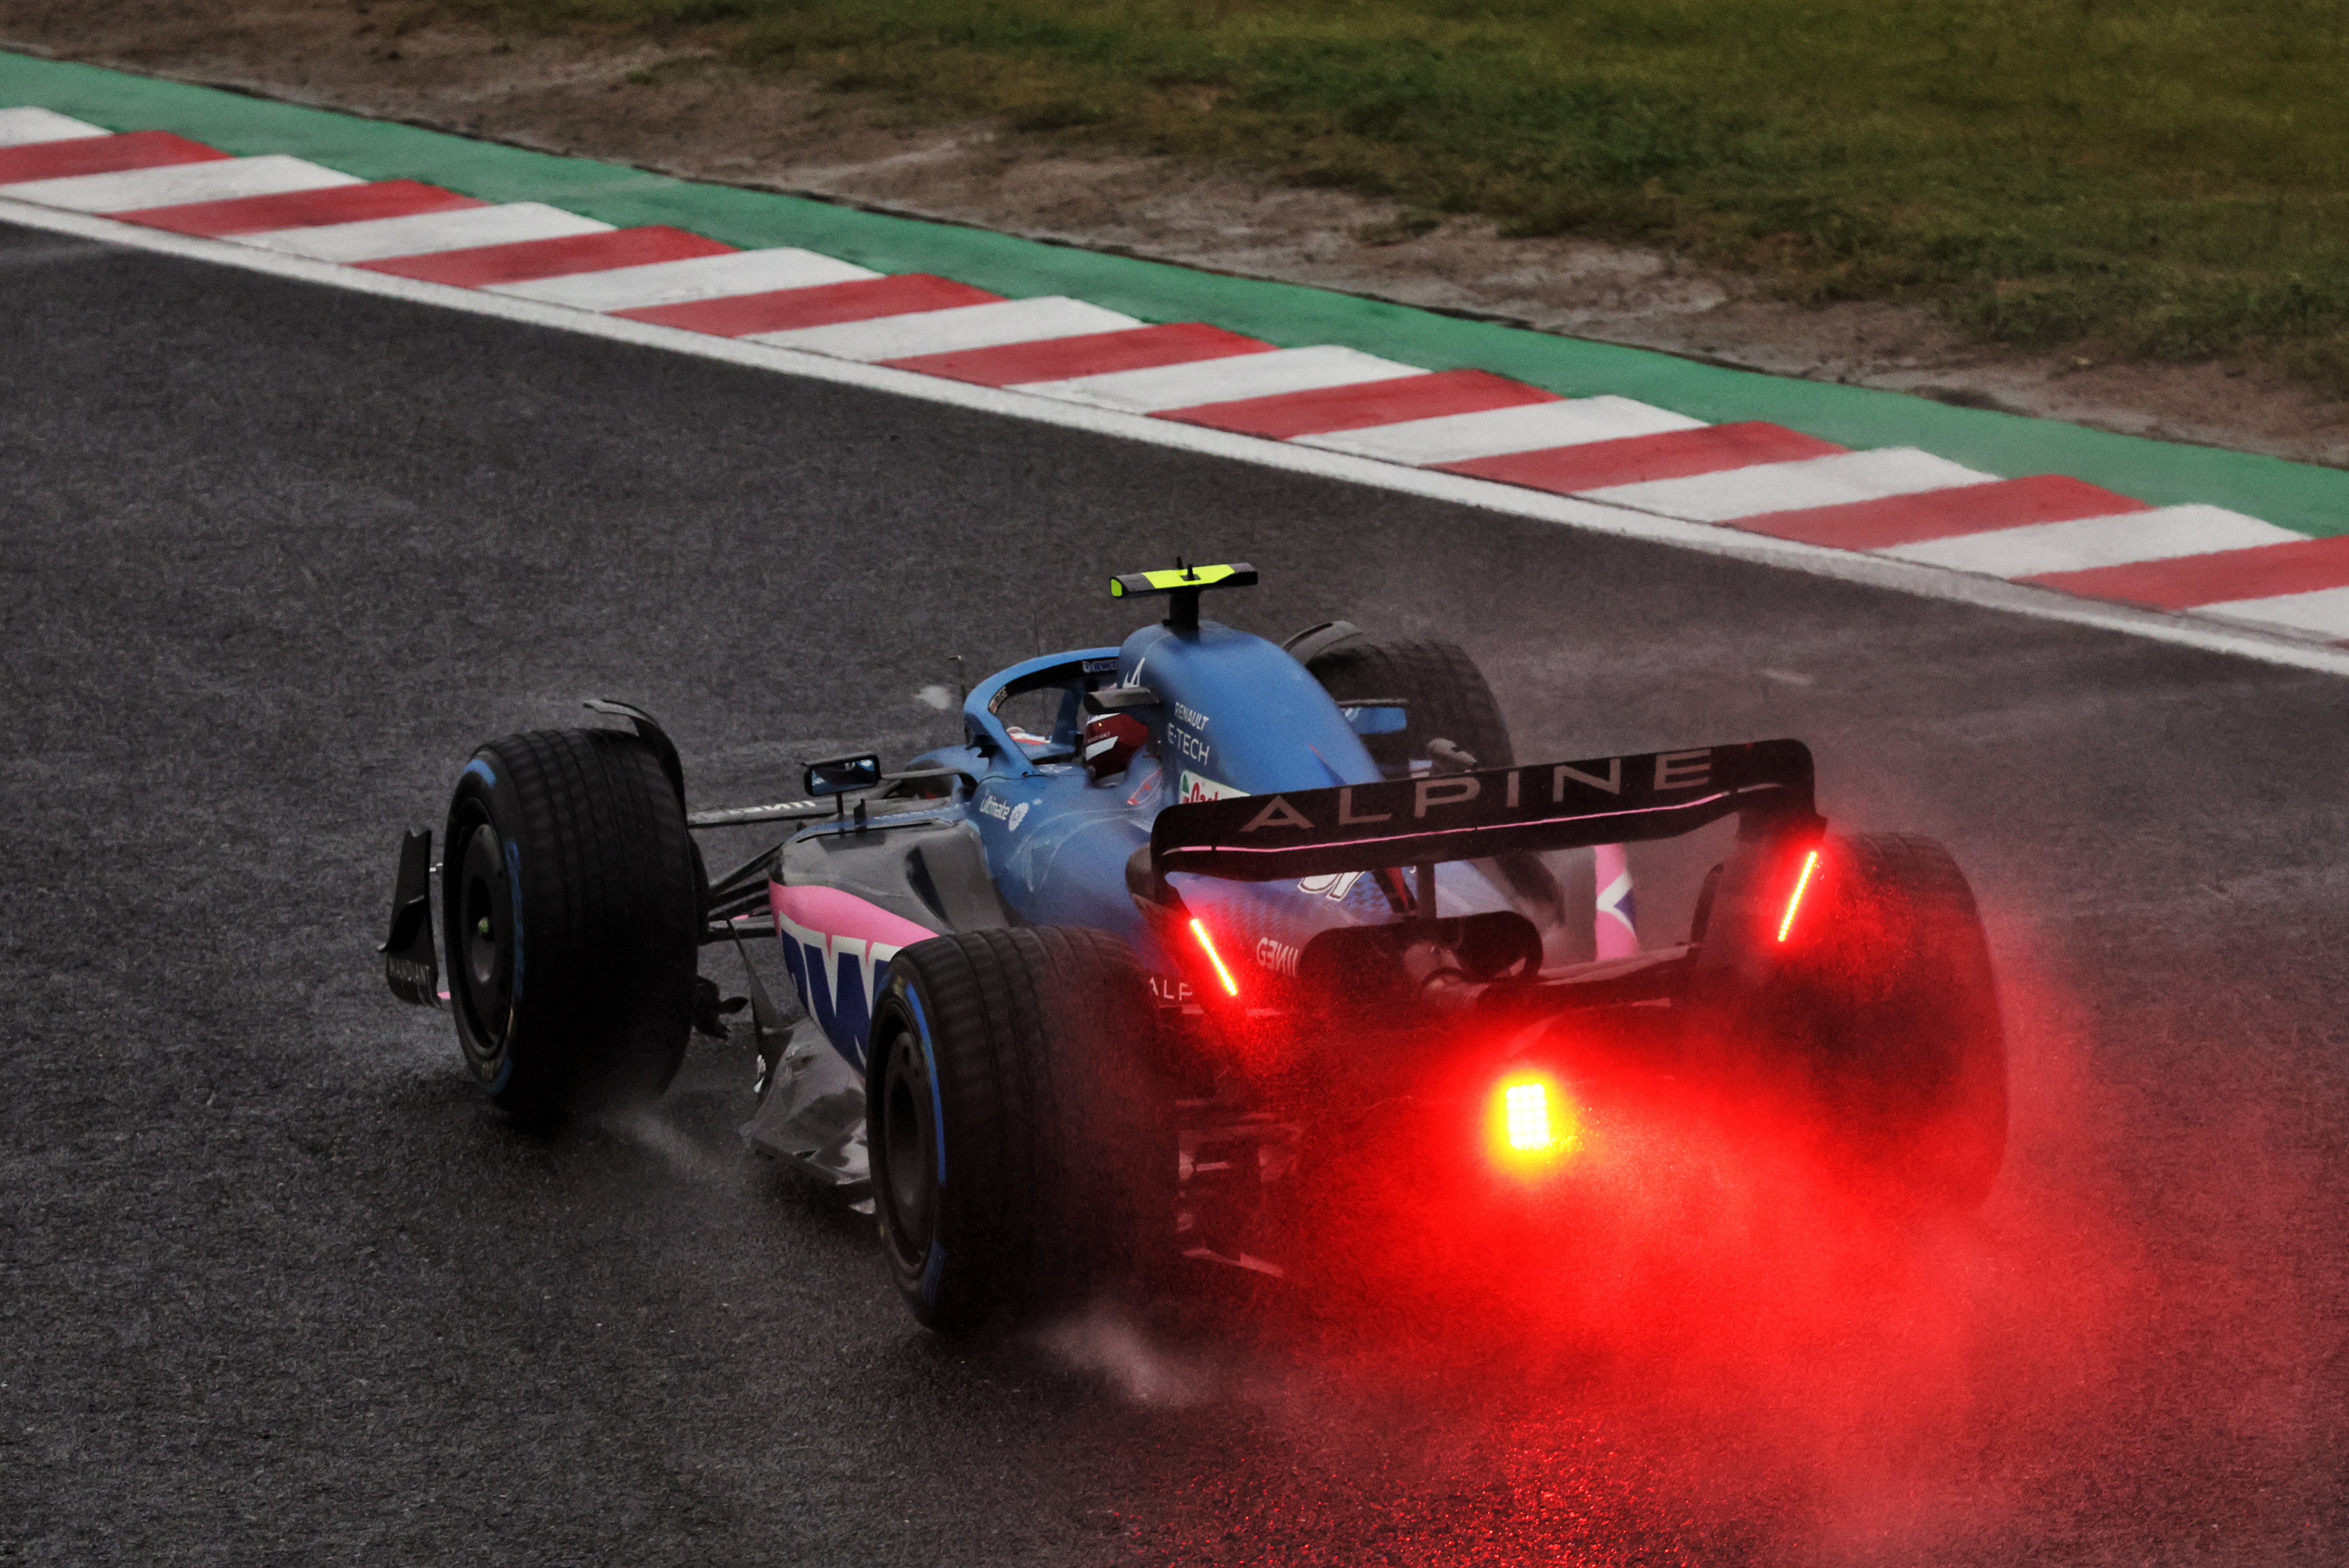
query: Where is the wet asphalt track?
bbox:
[5,218,2349,1565]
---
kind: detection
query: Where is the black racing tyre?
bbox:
[441,727,700,1124]
[1301,632,1515,773]
[866,927,1172,1332]
[1735,833,2008,1211]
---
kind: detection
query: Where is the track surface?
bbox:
[5,220,2347,1565]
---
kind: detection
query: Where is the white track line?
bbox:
[242,202,608,262]
[748,296,1138,361]
[1295,396,1706,465]
[1585,448,1993,519]
[1017,344,1422,413]
[2202,586,2349,639]
[0,107,106,146]
[10,197,2345,677]
[1883,504,2305,577]
[485,246,877,310]
[1,154,357,212]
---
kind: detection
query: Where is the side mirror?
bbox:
[1341,701,1408,737]
[804,753,882,797]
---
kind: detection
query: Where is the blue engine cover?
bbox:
[778,618,1541,1057]
[1120,618,1383,802]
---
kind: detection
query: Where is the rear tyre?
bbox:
[1299,625,1573,935]
[441,728,700,1125]
[866,928,1172,1332]
[1297,630,1514,772]
[1733,833,2008,1211]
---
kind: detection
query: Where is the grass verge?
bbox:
[449,0,2349,389]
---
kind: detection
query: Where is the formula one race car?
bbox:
[381,564,2007,1331]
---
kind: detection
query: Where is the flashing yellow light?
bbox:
[1491,1075,1580,1162]
[1776,848,1823,944]
[1189,917,1240,998]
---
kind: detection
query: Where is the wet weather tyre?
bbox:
[440,728,699,1125]
[867,928,1172,1332]
[1748,833,2008,1211]
[1303,633,1514,772]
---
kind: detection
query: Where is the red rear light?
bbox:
[1189,917,1240,998]
[1504,1081,1552,1150]
[1490,1075,1579,1162]
[1776,847,1823,943]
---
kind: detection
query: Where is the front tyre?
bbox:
[868,928,1172,1332]
[441,728,699,1124]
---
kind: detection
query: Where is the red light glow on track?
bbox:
[1776,848,1823,943]
[1189,917,1240,997]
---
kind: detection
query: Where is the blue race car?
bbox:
[381,564,2006,1330]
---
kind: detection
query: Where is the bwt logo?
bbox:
[777,913,902,1070]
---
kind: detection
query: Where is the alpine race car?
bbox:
[380,564,2007,1330]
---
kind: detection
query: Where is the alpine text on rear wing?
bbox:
[1150,739,1818,882]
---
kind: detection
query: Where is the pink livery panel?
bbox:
[769,882,937,1070]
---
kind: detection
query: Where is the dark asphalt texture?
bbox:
[5,219,2348,1566]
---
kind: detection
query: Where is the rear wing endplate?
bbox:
[1149,739,1818,882]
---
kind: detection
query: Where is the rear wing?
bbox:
[1149,739,1818,882]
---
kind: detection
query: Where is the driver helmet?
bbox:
[1081,711,1150,781]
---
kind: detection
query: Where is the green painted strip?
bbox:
[8,48,2345,538]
